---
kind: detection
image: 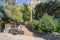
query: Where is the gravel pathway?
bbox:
[0,33,45,40]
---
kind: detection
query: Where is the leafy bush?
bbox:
[27,20,39,30]
[54,18,60,33]
[38,14,58,34]
[27,14,58,35]
[0,21,4,30]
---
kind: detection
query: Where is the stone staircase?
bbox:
[21,25,45,40]
[22,25,33,36]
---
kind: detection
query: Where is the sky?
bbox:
[0,0,47,5]
[16,0,47,5]
[16,0,28,4]
[0,0,28,5]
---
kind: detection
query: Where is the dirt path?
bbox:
[0,33,45,40]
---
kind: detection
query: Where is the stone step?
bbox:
[21,26,41,37]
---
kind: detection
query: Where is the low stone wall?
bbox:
[44,34,60,40]
[25,26,60,40]
[23,26,42,37]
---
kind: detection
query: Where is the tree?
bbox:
[3,0,23,23]
[34,0,60,20]
[9,6,23,23]
[20,4,30,22]
[0,5,8,29]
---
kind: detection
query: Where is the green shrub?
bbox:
[27,20,39,30]
[55,18,60,33]
[0,21,4,30]
[38,14,58,34]
[27,14,58,35]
